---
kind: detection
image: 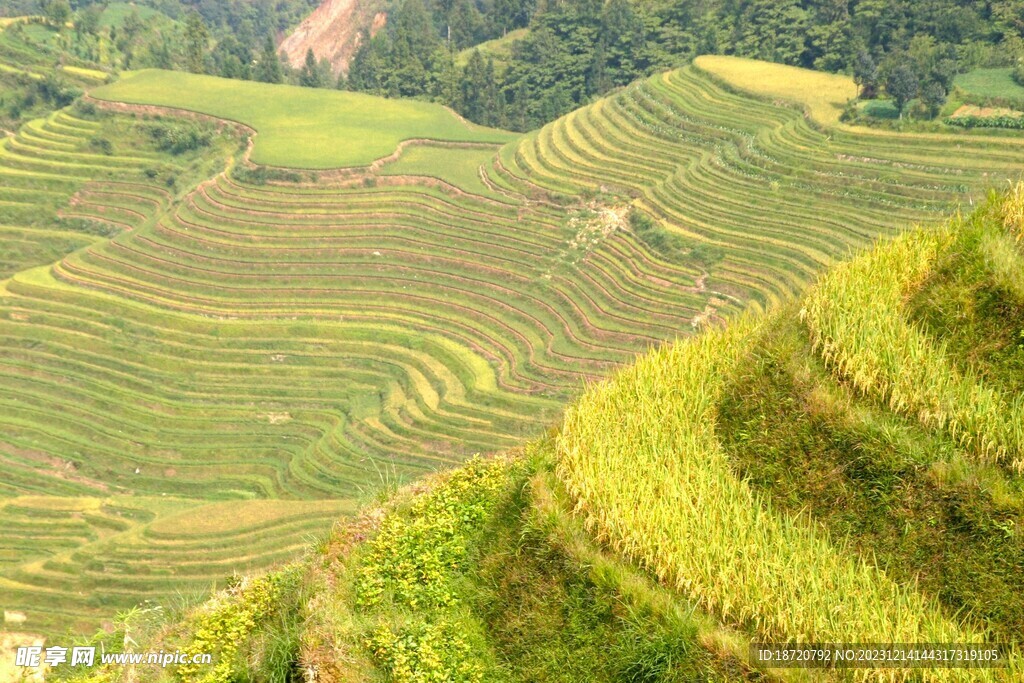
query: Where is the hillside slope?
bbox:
[278,0,388,75]
[62,186,1024,682]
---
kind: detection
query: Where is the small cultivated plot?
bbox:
[694,54,859,126]
[950,104,1024,119]
[955,68,1024,104]
[0,17,30,29]
[378,144,507,199]
[91,69,516,168]
[0,495,355,638]
[60,65,108,83]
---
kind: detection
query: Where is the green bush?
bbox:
[74,100,98,119]
[145,122,213,155]
[176,567,303,683]
[628,209,722,267]
[355,458,514,682]
[88,137,112,155]
[232,165,303,185]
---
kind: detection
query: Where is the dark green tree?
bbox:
[853,49,880,98]
[211,35,253,80]
[184,10,210,74]
[920,80,947,118]
[387,0,442,97]
[460,50,488,122]
[733,0,809,65]
[886,63,919,118]
[299,48,326,87]
[347,34,388,94]
[806,0,854,70]
[122,9,145,45]
[42,0,71,28]
[255,35,283,83]
[73,4,102,40]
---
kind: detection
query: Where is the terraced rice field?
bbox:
[3,62,1024,639]
[0,107,205,277]
[0,496,353,635]
[1,97,717,635]
[503,61,1024,309]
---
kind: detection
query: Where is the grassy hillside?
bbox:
[0,19,113,129]
[556,186,1024,679]
[3,55,1024,644]
[91,70,515,168]
[64,186,1024,680]
[456,29,529,70]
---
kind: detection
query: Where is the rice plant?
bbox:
[554,319,1013,681]
[801,208,1024,470]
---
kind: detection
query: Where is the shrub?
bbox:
[232,166,303,185]
[88,137,112,155]
[945,114,1024,130]
[32,74,81,108]
[74,100,98,119]
[354,458,513,682]
[145,122,212,155]
[628,208,723,267]
[176,568,302,683]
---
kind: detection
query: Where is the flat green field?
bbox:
[92,70,516,168]
[955,68,1024,102]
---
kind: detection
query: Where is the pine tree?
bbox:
[255,35,283,84]
[459,50,487,122]
[300,48,324,87]
[920,80,947,118]
[184,10,209,74]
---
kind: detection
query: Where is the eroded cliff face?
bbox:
[279,0,388,75]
